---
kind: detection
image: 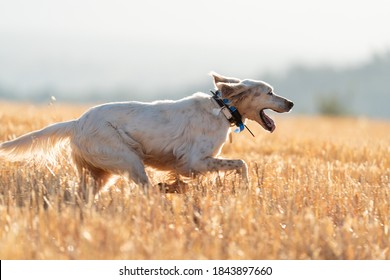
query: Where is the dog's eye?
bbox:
[267,91,273,96]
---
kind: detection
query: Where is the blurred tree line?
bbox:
[1,52,389,118]
[263,51,390,118]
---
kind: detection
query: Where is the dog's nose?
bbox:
[287,100,294,110]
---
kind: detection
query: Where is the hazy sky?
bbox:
[0,0,389,95]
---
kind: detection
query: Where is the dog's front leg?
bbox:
[192,157,249,182]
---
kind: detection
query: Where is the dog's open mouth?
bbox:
[259,109,276,132]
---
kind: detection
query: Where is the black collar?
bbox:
[210,90,254,137]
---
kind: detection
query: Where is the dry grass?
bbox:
[0,101,389,260]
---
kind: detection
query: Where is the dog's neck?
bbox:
[210,90,254,137]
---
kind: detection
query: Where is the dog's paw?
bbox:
[158,181,189,194]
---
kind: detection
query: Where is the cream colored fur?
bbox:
[0,72,293,193]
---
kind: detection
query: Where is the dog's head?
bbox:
[211,72,294,133]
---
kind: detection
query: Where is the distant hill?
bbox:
[1,52,389,119]
[263,52,390,118]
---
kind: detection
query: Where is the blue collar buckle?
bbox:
[210,90,255,137]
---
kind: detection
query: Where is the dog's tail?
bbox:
[0,120,76,166]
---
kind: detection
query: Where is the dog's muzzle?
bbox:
[286,100,294,111]
[258,99,294,133]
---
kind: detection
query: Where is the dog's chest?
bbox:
[141,128,228,171]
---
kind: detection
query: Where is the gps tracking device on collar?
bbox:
[210,90,255,137]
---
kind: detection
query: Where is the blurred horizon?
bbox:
[1,0,389,118]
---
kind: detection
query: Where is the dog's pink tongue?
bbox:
[264,113,276,132]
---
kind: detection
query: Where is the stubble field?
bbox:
[0,102,389,259]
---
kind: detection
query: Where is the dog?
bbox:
[0,72,293,194]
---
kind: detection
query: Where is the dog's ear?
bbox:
[210,72,240,86]
[216,82,247,98]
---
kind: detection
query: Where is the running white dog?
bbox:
[0,73,293,193]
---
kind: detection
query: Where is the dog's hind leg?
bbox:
[72,149,150,197]
[122,152,150,187]
[71,154,114,201]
